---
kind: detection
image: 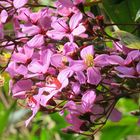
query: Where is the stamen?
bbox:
[85,54,94,67]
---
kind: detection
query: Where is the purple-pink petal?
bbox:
[27,34,44,48]
[28,60,42,73]
[13,0,28,9]
[109,108,122,122]
[124,50,140,65]
[94,54,109,67]
[12,79,33,95]
[87,67,101,85]
[75,71,86,84]
[115,66,136,76]
[136,62,140,74]
[0,10,8,23]
[72,25,86,36]
[80,45,94,60]
[47,30,66,40]
[69,12,83,30]
[41,49,53,74]
[58,0,73,8]
[51,18,68,32]
[82,90,96,111]
[21,24,40,36]
[12,53,27,63]
[51,54,64,68]
[107,55,124,65]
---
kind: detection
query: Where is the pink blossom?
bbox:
[47,12,85,42]
[13,0,28,9]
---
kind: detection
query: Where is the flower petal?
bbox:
[47,30,66,40]
[72,25,86,36]
[0,10,8,23]
[27,34,44,48]
[136,62,140,74]
[51,54,64,68]
[115,66,135,76]
[80,45,94,60]
[87,67,101,85]
[69,12,83,30]
[109,108,122,122]
[75,71,86,84]
[107,55,124,65]
[124,50,140,65]
[13,0,28,9]
[82,90,96,111]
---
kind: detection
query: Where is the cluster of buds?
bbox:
[0,0,140,138]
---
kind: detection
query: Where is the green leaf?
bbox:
[2,73,10,94]
[135,9,140,21]
[40,128,48,140]
[102,0,140,32]
[113,30,140,49]
[0,101,16,135]
[100,125,136,140]
[116,98,138,112]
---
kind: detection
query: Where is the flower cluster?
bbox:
[0,0,140,137]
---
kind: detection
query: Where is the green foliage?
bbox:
[135,9,140,21]
[100,98,140,140]
[103,0,140,32]
[0,101,16,136]
[113,30,140,49]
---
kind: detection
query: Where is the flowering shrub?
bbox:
[0,0,140,138]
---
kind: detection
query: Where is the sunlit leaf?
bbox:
[135,9,140,21]
[0,101,16,136]
[101,125,136,140]
[113,30,140,49]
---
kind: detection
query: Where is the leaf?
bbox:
[135,9,140,21]
[40,128,47,140]
[113,30,140,49]
[0,101,16,136]
[102,0,140,32]
[100,125,136,140]
[2,73,10,94]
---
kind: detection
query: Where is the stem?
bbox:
[105,23,140,26]
[26,4,56,9]
[84,0,102,6]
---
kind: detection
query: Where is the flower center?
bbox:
[85,54,94,67]
[46,76,62,90]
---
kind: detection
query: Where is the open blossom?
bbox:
[25,73,69,126]
[55,0,85,16]
[80,45,109,85]
[47,12,86,42]
[64,90,96,132]
[114,50,140,78]
[13,0,28,9]
[58,0,85,7]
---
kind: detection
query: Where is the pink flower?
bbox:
[0,10,8,23]
[109,108,122,122]
[12,45,34,64]
[13,0,28,9]
[27,34,44,48]
[81,90,96,112]
[47,12,85,42]
[80,45,101,85]
[28,49,53,74]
